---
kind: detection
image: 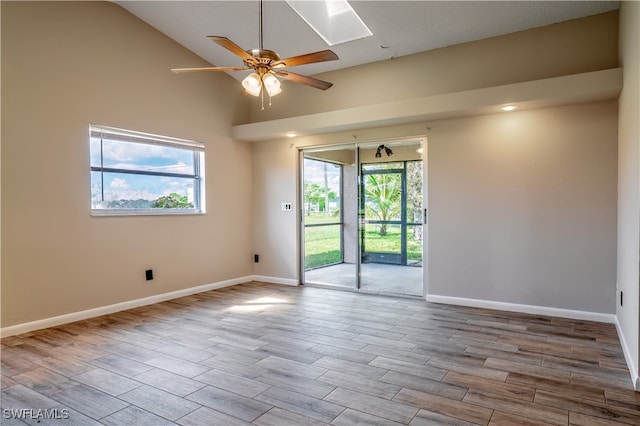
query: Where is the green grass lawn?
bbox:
[304,214,422,270]
[304,224,342,269]
[362,224,423,261]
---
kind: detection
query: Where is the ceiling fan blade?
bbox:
[272,49,338,68]
[171,66,247,73]
[276,70,333,90]
[207,36,255,63]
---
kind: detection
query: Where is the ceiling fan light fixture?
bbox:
[263,72,282,97]
[242,73,262,96]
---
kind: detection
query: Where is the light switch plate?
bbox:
[281,202,292,211]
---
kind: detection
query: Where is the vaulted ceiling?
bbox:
[116,1,620,80]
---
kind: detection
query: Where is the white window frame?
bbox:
[90,125,206,216]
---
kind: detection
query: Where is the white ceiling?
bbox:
[116,1,619,80]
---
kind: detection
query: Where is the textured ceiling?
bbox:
[116,1,619,80]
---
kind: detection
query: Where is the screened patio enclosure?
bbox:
[301,140,425,297]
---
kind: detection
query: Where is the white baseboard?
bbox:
[614,316,639,391]
[252,275,299,286]
[0,276,254,338]
[426,294,616,324]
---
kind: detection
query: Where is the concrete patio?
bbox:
[304,262,423,297]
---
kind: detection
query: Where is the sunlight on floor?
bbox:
[227,296,290,312]
[246,297,289,304]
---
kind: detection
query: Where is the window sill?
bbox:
[91,209,205,217]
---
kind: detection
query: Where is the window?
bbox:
[90,125,205,215]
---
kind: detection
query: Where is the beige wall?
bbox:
[617,0,640,388]
[249,11,618,122]
[1,1,252,327]
[428,101,617,313]
[252,140,300,280]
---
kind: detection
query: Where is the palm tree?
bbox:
[364,173,401,235]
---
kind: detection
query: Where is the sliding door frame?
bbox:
[298,137,428,299]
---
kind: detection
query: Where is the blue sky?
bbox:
[303,158,341,194]
[90,137,196,205]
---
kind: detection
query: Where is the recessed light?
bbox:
[286,132,297,138]
[502,105,518,111]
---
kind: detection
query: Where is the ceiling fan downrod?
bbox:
[259,0,263,50]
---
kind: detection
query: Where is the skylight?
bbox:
[286,0,373,46]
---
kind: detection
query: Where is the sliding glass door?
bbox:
[301,140,425,297]
[359,160,423,295]
[302,145,357,289]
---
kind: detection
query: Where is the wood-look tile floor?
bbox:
[1,282,639,425]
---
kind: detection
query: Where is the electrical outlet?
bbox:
[145,269,154,281]
[281,202,292,211]
[254,254,259,263]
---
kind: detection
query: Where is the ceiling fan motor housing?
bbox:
[245,49,280,66]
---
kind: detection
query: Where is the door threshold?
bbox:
[303,281,423,300]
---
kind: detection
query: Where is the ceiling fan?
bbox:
[171,0,339,107]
